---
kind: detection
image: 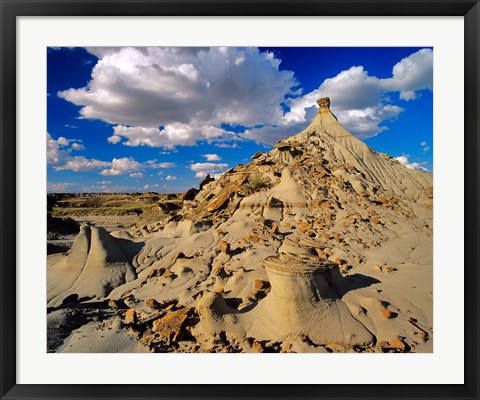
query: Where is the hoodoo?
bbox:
[195,252,375,346]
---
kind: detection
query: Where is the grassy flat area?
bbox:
[49,193,183,221]
[55,194,149,208]
[52,206,151,217]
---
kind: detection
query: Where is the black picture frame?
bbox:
[1,1,478,399]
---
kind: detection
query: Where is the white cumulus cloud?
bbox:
[189,162,229,178]
[165,175,177,181]
[47,133,68,165]
[48,133,171,177]
[54,156,111,172]
[58,47,298,148]
[71,142,86,151]
[100,157,142,176]
[202,153,222,161]
[395,155,429,172]
[146,161,176,168]
[57,137,70,146]
[47,133,88,166]
[48,133,109,173]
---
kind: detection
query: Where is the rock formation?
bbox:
[47,98,433,353]
[48,224,137,306]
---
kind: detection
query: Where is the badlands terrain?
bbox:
[47,98,433,353]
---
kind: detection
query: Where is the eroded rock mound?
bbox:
[48,224,137,306]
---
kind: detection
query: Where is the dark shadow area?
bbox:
[47,242,72,255]
[48,298,127,314]
[228,247,246,257]
[115,238,145,263]
[336,273,381,297]
[224,297,242,310]
[236,300,260,314]
[277,231,294,239]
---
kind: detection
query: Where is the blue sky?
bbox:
[47,47,433,193]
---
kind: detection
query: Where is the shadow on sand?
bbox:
[336,273,381,297]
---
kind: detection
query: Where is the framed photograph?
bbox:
[1,1,478,399]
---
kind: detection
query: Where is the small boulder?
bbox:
[374,264,394,273]
[211,265,224,276]
[152,308,192,343]
[253,279,269,291]
[391,338,407,352]
[251,279,270,300]
[146,298,161,310]
[124,309,136,324]
[380,309,393,319]
[163,269,174,278]
[147,268,156,278]
[207,192,232,213]
[251,340,263,352]
[416,331,428,341]
[219,240,230,253]
[382,264,394,273]
[315,248,325,258]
